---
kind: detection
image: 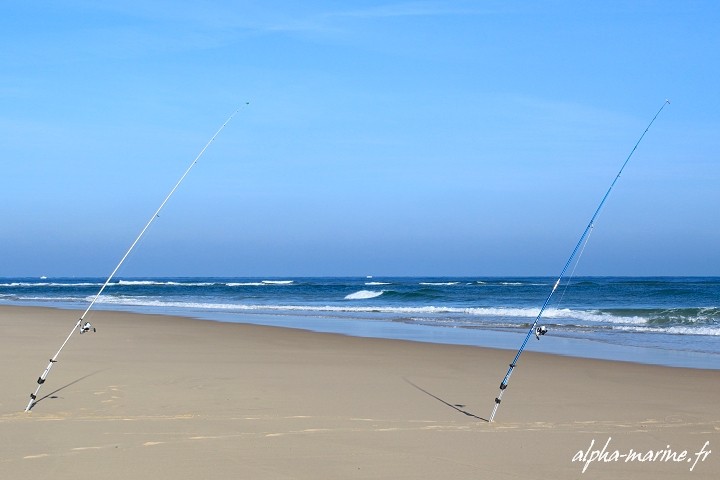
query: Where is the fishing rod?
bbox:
[24,105,247,412]
[488,100,670,423]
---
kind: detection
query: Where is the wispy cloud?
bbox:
[37,1,501,41]
[189,1,503,35]
[326,1,500,19]
[237,1,505,39]
[4,0,505,62]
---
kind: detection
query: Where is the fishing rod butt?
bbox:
[489,403,499,423]
[488,383,508,422]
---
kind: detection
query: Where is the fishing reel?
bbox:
[79,322,96,334]
[535,325,548,340]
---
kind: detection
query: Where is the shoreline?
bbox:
[5,301,720,371]
[2,305,719,479]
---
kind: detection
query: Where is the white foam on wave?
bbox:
[344,290,384,300]
[541,308,648,325]
[83,295,519,316]
[365,282,391,286]
[82,297,541,318]
[226,280,295,286]
[9,295,89,302]
[115,280,222,288]
[419,282,459,286]
[614,325,720,336]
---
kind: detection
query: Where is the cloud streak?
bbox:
[326,1,501,19]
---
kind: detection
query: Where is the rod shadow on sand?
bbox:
[28,370,104,411]
[404,378,488,422]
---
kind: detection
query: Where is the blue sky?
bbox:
[1,1,718,277]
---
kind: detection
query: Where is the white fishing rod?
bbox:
[25,105,246,412]
[488,100,670,422]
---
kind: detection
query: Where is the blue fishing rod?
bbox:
[489,100,670,422]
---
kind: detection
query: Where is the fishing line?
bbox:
[24,105,247,412]
[488,100,670,422]
[555,223,594,307]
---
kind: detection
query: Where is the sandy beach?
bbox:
[1,305,718,479]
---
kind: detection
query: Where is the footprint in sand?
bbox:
[93,385,125,405]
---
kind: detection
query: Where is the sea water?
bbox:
[1,277,718,369]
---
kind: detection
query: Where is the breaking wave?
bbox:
[344,290,385,300]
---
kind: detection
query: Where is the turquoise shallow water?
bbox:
[2,276,718,369]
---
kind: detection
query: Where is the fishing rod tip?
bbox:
[665,99,671,104]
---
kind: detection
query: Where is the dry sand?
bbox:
[1,305,718,479]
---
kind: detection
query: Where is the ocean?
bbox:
[1,276,718,369]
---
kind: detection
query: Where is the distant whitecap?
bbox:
[344,290,384,300]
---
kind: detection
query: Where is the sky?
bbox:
[1,0,718,277]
